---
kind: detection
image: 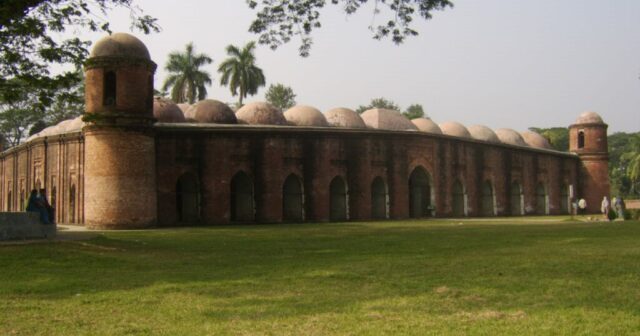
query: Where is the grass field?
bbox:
[1,217,640,335]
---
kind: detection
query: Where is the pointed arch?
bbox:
[371,177,389,219]
[176,172,200,223]
[510,181,524,216]
[452,179,467,217]
[578,130,585,149]
[104,70,116,106]
[560,183,570,214]
[329,176,348,221]
[231,171,254,222]
[409,166,434,218]
[283,174,304,221]
[7,190,12,211]
[481,180,496,216]
[536,182,549,215]
[69,184,76,223]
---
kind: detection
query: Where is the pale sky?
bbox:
[85,0,639,133]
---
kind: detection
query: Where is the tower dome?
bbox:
[521,130,552,149]
[90,32,151,59]
[361,108,418,131]
[439,121,471,138]
[324,107,366,128]
[495,128,528,147]
[574,111,604,125]
[468,125,500,143]
[192,99,236,124]
[411,118,442,134]
[236,102,287,125]
[153,97,186,123]
[284,105,328,127]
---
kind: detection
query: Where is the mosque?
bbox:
[0,33,610,229]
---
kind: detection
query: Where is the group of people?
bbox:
[26,189,55,225]
[600,195,625,221]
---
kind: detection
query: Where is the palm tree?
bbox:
[162,43,213,104]
[218,41,266,106]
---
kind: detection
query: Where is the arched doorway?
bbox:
[536,182,548,215]
[7,190,12,211]
[283,174,304,221]
[371,177,388,219]
[69,184,76,223]
[176,173,200,223]
[510,182,523,216]
[452,179,466,217]
[560,184,569,214]
[230,171,254,222]
[409,167,432,218]
[329,176,348,221]
[481,180,495,216]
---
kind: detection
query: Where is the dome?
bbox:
[411,118,442,134]
[90,32,150,60]
[153,97,186,123]
[439,121,471,138]
[361,108,418,131]
[324,107,366,128]
[521,130,552,149]
[495,128,529,147]
[283,105,328,127]
[177,103,191,114]
[236,102,287,125]
[64,116,85,132]
[192,99,236,124]
[575,111,604,124]
[468,125,500,143]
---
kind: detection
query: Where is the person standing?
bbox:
[578,198,587,215]
[601,196,610,221]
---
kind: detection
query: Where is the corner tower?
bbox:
[569,111,610,214]
[83,33,157,229]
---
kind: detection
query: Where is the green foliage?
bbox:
[609,132,640,198]
[403,103,425,119]
[265,83,296,110]
[2,219,640,334]
[218,41,266,106]
[162,43,213,104]
[528,127,569,151]
[247,0,453,56]
[0,0,158,108]
[355,97,400,114]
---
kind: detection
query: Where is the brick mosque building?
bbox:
[0,33,610,229]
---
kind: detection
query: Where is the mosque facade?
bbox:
[0,33,610,229]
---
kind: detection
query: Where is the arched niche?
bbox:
[230,171,254,222]
[536,182,549,215]
[329,176,348,221]
[176,172,200,223]
[510,181,524,216]
[481,180,496,216]
[283,174,304,221]
[371,177,389,219]
[452,179,467,217]
[409,167,433,218]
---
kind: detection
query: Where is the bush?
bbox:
[627,209,640,220]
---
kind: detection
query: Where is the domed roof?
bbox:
[495,128,529,147]
[521,130,552,149]
[90,32,150,60]
[236,102,287,125]
[324,107,366,128]
[411,118,442,134]
[153,97,186,123]
[283,105,328,127]
[177,103,191,114]
[468,125,500,143]
[439,121,471,138]
[64,116,85,132]
[361,108,418,131]
[192,99,236,124]
[575,111,604,124]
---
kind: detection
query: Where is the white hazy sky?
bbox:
[87,0,639,133]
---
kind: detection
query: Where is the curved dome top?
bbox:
[468,125,500,143]
[153,97,186,123]
[284,105,328,127]
[411,118,442,134]
[361,108,418,131]
[495,128,529,147]
[575,111,604,124]
[236,102,287,126]
[521,130,552,149]
[90,32,150,60]
[324,107,366,129]
[191,99,236,124]
[439,121,471,138]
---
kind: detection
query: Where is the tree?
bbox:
[265,83,296,110]
[247,0,454,56]
[403,104,425,119]
[0,79,45,146]
[162,43,213,104]
[528,127,569,152]
[218,41,266,106]
[0,0,158,108]
[356,97,400,114]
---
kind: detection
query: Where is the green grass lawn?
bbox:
[1,218,640,335]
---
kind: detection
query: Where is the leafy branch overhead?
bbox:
[247,0,454,56]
